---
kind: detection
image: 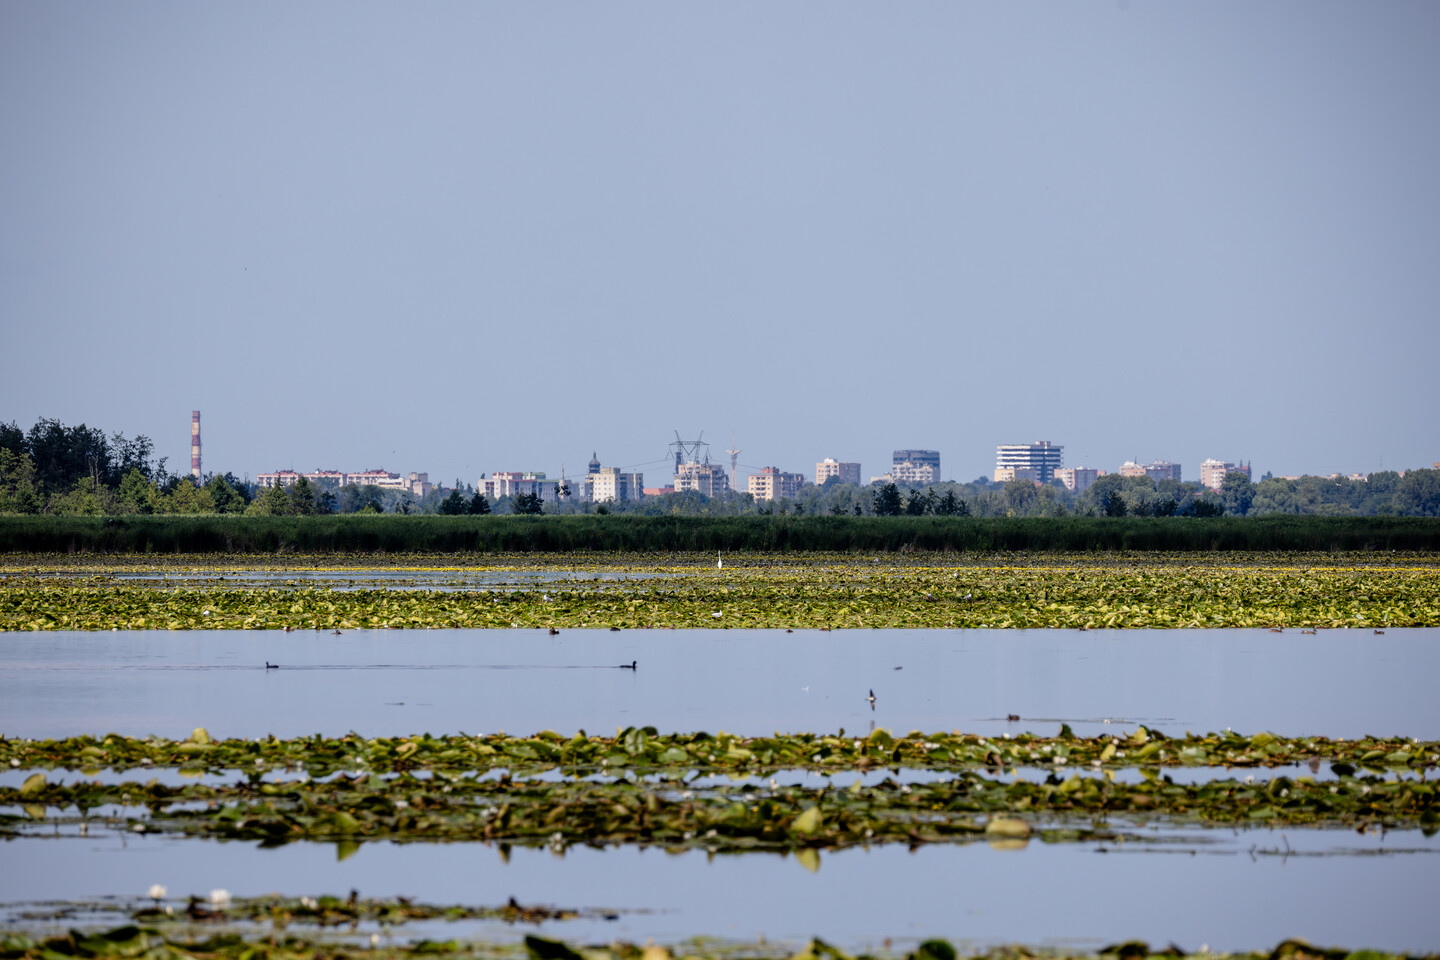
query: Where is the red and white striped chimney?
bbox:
[190,411,202,480]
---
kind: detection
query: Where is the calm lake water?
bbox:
[2,625,1437,950]
[0,828,1435,952]
[1,627,1435,740]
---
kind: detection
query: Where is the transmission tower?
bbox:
[724,434,742,494]
[670,431,709,475]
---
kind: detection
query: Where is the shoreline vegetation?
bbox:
[1,515,1439,554]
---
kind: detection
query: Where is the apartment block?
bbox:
[890,449,940,485]
[1054,467,1101,494]
[589,467,644,503]
[749,466,806,501]
[675,461,729,497]
[995,441,1062,484]
[1200,459,1251,491]
[815,458,861,486]
[1119,460,1183,483]
[257,468,431,497]
[481,471,564,503]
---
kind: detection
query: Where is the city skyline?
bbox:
[211,422,1424,492]
[2,4,1436,489]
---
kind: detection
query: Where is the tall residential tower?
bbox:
[994,440,1063,483]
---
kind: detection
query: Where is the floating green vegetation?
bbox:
[0,926,1432,960]
[24,892,611,930]
[4,730,1436,848]
[4,728,1436,777]
[5,765,1436,848]
[3,553,1438,629]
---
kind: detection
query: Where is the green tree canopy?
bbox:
[872,483,902,516]
[1221,471,1255,516]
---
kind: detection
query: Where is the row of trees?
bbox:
[536,468,1440,519]
[0,418,256,516]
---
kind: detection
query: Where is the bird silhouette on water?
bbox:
[620,660,637,670]
[265,662,279,669]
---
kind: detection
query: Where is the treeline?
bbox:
[0,418,470,518]
[0,418,255,516]
[1,514,1436,554]
[548,470,1440,520]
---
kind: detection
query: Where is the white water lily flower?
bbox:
[209,889,231,908]
[148,884,166,901]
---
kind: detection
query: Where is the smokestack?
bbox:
[191,411,202,480]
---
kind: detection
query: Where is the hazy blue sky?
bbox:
[3,2,1436,489]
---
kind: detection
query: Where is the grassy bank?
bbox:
[2,514,1438,554]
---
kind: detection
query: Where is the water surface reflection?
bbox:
[2,628,1434,740]
[0,830,1434,952]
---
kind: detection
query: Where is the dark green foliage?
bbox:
[904,488,935,516]
[1182,496,1225,518]
[872,483,902,516]
[934,490,968,516]
[438,489,469,515]
[0,514,1436,553]
[1222,471,1256,516]
[468,492,490,515]
[511,492,545,515]
[290,476,317,515]
[1394,468,1440,516]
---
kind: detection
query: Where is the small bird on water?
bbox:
[620,660,637,670]
[265,662,279,669]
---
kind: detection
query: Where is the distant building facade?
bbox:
[995,441,1062,484]
[749,466,806,501]
[1054,467,1101,494]
[815,458,861,486]
[885,449,940,486]
[579,453,642,503]
[481,471,564,503]
[675,461,729,497]
[257,468,432,497]
[1119,460,1183,483]
[1200,459,1252,491]
[589,467,644,503]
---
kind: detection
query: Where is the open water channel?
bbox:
[3,624,1437,952]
